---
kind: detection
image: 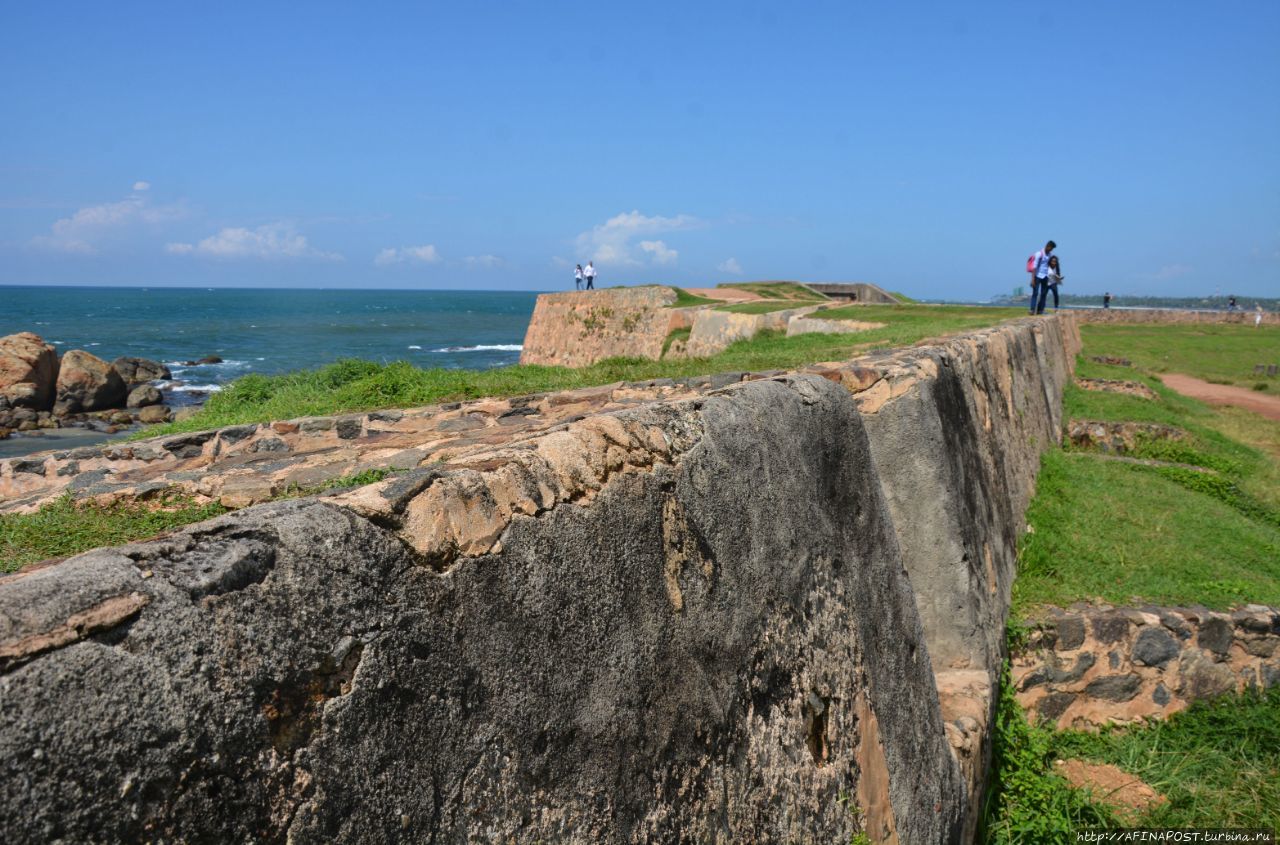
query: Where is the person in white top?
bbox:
[574,264,583,290]
[1042,255,1064,312]
[1029,240,1056,314]
[584,262,596,290]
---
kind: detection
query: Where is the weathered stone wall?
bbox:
[519,287,682,367]
[683,304,822,357]
[1014,604,1280,729]
[0,316,1080,843]
[1074,307,1275,325]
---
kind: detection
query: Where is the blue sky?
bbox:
[2,1,1277,300]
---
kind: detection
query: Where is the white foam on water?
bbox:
[433,344,523,353]
[168,383,224,393]
[408,345,422,350]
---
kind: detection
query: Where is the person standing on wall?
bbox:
[574,264,584,290]
[1028,240,1055,314]
[584,261,596,290]
[1103,291,1112,309]
[1039,255,1064,313]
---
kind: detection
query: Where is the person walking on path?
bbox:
[1040,255,1064,313]
[574,264,583,290]
[1103,291,1112,309]
[1028,240,1056,314]
[584,261,596,290]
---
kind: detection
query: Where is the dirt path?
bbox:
[1162,373,1280,422]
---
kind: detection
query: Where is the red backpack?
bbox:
[1026,253,1037,273]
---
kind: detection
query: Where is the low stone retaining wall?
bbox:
[1075,308,1275,325]
[1014,604,1280,729]
[682,305,821,357]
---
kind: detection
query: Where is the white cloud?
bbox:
[574,210,698,266]
[717,257,743,275]
[639,240,678,265]
[167,223,342,261]
[464,254,504,268]
[32,186,185,253]
[133,181,151,192]
[374,244,441,266]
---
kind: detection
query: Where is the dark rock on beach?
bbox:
[112,356,172,385]
[126,384,163,408]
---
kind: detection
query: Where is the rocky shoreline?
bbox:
[0,331,208,444]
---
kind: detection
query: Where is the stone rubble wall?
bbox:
[1014,604,1280,730]
[0,315,1080,844]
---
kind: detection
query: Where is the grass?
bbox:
[1013,450,1280,612]
[138,304,1019,437]
[712,300,822,314]
[716,281,825,300]
[1,494,229,573]
[661,326,690,358]
[993,322,1280,839]
[1014,323,1280,615]
[982,657,1280,841]
[1053,689,1280,832]
[1080,323,1279,386]
[0,468,400,572]
[667,286,723,308]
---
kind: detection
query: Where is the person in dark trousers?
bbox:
[1103,292,1112,309]
[584,262,596,290]
[1028,240,1056,314]
[1228,295,1238,311]
[1038,255,1064,313]
[574,264,583,290]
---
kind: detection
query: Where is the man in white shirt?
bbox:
[584,262,596,290]
[1029,240,1056,314]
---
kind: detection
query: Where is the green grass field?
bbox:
[1013,324,1280,616]
[1081,322,1280,386]
[986,321,1280,841]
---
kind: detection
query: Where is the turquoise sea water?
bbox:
[0,286,538,392]
[0,286,538,458]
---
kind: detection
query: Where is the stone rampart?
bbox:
[1015,604,1280,730]
[519,286,681,367]
[0,316,1080,843]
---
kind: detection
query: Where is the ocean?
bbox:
[0,286,538,457]
[1,285,537,389]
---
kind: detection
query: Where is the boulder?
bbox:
[53,350,127,415]
[126,384,163,408]
[112,356,172,385]
[137,405,171,424]
[0,332,59,410]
